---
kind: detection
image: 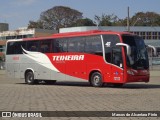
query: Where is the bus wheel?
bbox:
[25,71,35,85]
[90,72,104,87]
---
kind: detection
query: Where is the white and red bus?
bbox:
[6,30,150,87]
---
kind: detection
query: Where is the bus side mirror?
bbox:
[147,45,157,56]
[116,43,131,56]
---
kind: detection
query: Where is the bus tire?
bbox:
[25,71,35,85]
[90,72,104,87]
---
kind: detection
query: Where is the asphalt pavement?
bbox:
[0,70,160,120]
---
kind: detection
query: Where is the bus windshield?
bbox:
[122,35,149,70]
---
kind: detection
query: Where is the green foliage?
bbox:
[28,6,83,30]
[28,20,43,29]
[72,18,96,27]
[94,12,160,26]
[130,12,160,26]
[94,14,124,26]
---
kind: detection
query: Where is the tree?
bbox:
[28,6,83,30]
[72,18,96,26]
[93,12,160,27]
[94,14,119,26]
[28,20,43,29]
[130,12,160,26]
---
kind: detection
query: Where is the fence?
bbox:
[149,57,160,70]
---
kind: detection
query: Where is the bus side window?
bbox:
[85,36,102,56]
[30,46,38,51]
[77,38,85,53]
[53,39,67,53]
[40,40,51,53]
[26,41,39,52]
[41,45,49,53]
[103,34,123,67]
[67,37,85,53]
[7,42,15,55]
[7,41,26,55]
[68,38,78,52]
[15,41,26,54]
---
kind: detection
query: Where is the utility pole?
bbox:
[127,6,130,32]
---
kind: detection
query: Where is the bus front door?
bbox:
[111,47,124,83]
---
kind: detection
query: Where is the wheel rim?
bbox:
[27,74,33,83]
[93,75,101,85]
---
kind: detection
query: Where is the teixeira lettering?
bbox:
[53,55,84,61]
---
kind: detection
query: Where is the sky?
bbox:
[0,0,160,30]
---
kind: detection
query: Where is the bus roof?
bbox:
[53,30,132,38]
[21,30,132,41]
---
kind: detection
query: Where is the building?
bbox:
[0,27,58,57]
[0,23,9,32]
